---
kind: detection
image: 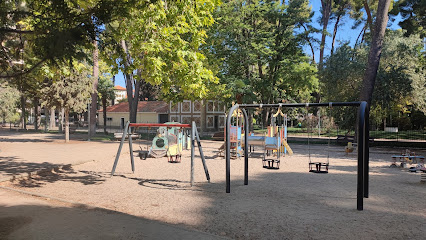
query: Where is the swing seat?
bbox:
[263,159,280,169]
[309,162,329,173]
[138,150,149,160]
[167,144,181,163]
[168,154,181,163]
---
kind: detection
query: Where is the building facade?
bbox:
[99,100,226,133]
[98,101,169,128]
[113,86,127,104]
[169,100,226,132]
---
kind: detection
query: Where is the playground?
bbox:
[0,127,425,239]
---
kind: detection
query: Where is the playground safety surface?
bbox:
[1,128,425,239]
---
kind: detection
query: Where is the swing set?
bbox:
[111,121,210,186]
[225,101,370,211]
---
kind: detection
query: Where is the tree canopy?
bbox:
[0,0,138,79]
[205,0,318,105]
[103,0,223,102]
[322,29,425,128]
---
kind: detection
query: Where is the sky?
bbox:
[113,1,402,88]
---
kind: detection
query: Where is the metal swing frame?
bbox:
[111,121,210,186]
[225,102,370,211]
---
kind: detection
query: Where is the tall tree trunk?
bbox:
[357,0,390,141]
[65,108,70,143]
[363,0,374,31]
[120,39,140,123]
[319,0,332,69]
[90,39,99,136]
[331,14,342,55]
[20,94,26,130]
[301,24,316,64]
[359,0,390,107]
[33,97,39,131]
[49,108,55,129]
[102,97,107,134]
[111,75,116,105]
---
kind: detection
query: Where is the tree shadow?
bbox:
[190,166,426,239]
[0,203,222,239]
[0,156,60,177]
[0,157,106,187]
[13,167,107,188]
[116,175,202,191]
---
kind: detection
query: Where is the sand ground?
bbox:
[1,129,425,239]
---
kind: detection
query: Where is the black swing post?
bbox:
[226,102,369,211]
[326,103,332,167]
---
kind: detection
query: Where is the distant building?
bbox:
[113,85,127,104]
[169,100,225,132]
[98,101,169,128]
[98,100,226,132]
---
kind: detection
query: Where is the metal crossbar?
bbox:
[225,101,369,211]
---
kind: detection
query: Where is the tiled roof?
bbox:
[99,101,168,113]
[114,85,126,91]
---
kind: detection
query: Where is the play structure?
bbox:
[224,102,370,211]
[111,121,210,186]
[144,122,191,162]
[220,108,293,170]
[390,149,425,168]
[261,108,293,169]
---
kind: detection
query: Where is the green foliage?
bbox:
[322,30,426,129]
[390,0,425,38]
[0,0,138,78]
[103,0,223,102]
[0,84,20,123]
[40,61,93,113]
[205,0,318,105]
[97,60,115,103]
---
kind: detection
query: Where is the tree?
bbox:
[90,40,99,137]
[40,61,92,142]
[0,0,139,79]
[205,0,318,124]
[103,0,221,123]
[359,0,391,107]
[321,30,425,128]
[97,61,115,134]
[0,85,20,125]
[330,0,352,55]
[391,0,425,38]
[319,0,333,68]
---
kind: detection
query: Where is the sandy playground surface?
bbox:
[0,129,425,239]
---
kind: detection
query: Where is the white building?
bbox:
[113,85,127,104]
